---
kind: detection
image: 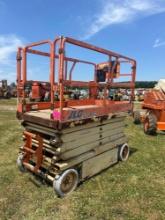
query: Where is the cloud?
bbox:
[153,38,165,47]
[0,34,24,65]
[83,0,165,39]
[0,34,24,83]
[0,34,49,83]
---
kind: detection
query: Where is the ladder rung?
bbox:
[22,162,54,181]
[24,147,35,154]
[24,131,36,139]
[23,162,35,172]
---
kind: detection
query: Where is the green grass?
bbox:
[0,98,17,106]
[0,104,165,220]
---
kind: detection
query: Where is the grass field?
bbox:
[0,99,165,220]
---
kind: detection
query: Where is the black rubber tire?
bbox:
[53,169,79,197]
[17,154,26,172]
[118,143,130,162]
[144,112,157,135]
[133,111,141,124]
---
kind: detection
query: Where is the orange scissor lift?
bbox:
[16,36,136,197]
[134,87,165,135]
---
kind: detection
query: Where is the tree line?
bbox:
[135,81,157,88]
[9,81,158,89]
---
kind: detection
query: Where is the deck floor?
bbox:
[25,101,130,121]
[25,105,100,119]
[25,109,52,119]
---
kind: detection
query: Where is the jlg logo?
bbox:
[68,110,96,120]
[68,110,83,120]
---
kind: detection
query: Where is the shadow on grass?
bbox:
[22,147,138,195]
[78,146,138,188]
[129,147,138,156]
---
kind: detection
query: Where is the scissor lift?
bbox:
[16,36,136,197]
[134,87,165,134]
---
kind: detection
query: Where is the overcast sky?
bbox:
[0,0,165,82]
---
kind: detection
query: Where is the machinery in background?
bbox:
[10,83,17,97]
[29,82,51,102]
[0,80,11,99]
[135,94,144,102]
[134,79,165,135]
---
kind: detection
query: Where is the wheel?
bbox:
[143,112,157,135]
[119,143,130,162]
[133,111,141,124]
[17,154,26,172]
[53,169,79,197]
